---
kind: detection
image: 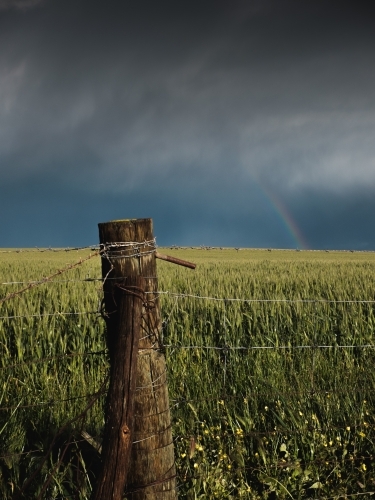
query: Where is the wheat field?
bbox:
[1,248,375,498]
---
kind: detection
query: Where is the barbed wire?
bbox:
[154,291,375,305]
[2,245,375,253]
[0,240,155,256]
[100,239,156,255]
[0,276,158,286]
[0,245,99,254]
[0,251,101,305]
[1,325,372,357]
[3,280,374,305]
[2,273,374,305]
[0,240,158,306]
[0,278,102,285]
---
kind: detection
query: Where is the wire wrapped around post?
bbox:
[91,276,144,500]
[95,218,177,500]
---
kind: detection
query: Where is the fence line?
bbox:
[2,251,375,498]
[154,291,375,305]
[1,278,102,285]
[2,262,374,305]
[0,245,100,254]
[0,251,100,305]
[1,276,159,286]
[0,240,156,305]
[3,285,375,305]
[2,245,374,253]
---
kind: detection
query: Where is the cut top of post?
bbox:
[99,219,156,278]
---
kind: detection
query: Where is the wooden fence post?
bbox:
[95,219,177,500]
[91,275,143,500]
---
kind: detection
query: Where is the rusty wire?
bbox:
[0,251,100,305]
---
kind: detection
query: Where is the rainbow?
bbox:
[258,182,309,250]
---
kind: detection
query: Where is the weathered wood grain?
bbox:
[96,219,177,500]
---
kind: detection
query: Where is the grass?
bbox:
[1,248,375,498]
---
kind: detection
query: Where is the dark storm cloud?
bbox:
[1,0,375,247]
[0,0,44,10]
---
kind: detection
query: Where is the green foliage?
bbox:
[1,248,375,498]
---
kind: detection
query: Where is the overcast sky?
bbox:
[1,0,374,249]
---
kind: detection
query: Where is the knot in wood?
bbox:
[121,425,131,435]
